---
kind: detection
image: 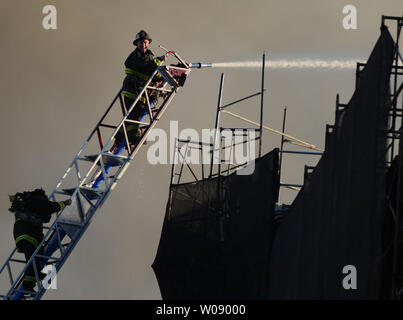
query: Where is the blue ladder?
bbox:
[0,61,191,300]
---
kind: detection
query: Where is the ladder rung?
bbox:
[147,86,173,93]
[84,153,127,167]
[158,67,179,87]
[62,188,76,196]
[9,259,26,264]
[79,187,104,198]
[99,123,118,129]
[58,219,84,227]
[54,190,71,196]
[35,254,60,262]
[12,288,37,296]
[63,187,103,198]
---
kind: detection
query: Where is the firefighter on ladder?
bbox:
[8,188,72,295]
[115,30,168,146]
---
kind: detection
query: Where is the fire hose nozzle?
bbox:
[189,62,212,68]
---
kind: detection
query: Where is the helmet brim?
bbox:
[133,38,152,46]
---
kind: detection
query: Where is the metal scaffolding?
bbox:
[169,53,322,203]
[379,15,403,300]
[168,16,403,300]
[321,15,403,299]
[170,54,266,186]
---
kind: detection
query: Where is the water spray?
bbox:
[189,62,213,68]
[160,43,364,70]
[160,43,367,70]
[189,59,364,70]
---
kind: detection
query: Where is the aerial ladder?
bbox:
[0,50,204,300]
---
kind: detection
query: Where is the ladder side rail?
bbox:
[0,90,127,299]
[36,194,106,299]
[3,188,83,298]
[73,69,164,189]
[49,90,123,200]
[2,62,190,299]
[33,187,105,299]
[1,199,74,299]
[4,231,49,299]
[51,79,153,196]
[76,66,176,190]
[40,65,187,297]
[98,68,161,155]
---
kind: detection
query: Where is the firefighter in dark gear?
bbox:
[9,188,72,293]
[115,30,168,146]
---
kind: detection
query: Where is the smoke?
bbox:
[211,59,364,69]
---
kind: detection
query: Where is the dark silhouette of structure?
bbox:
[153,16,403,300]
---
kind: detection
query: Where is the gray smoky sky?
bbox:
[0,0,401,299]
